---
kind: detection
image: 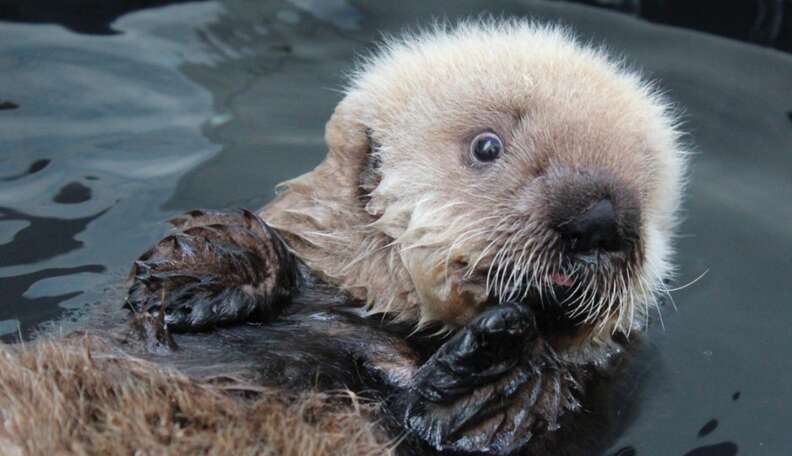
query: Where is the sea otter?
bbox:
[126,20,686,455]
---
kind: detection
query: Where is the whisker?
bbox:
[664,269,709,292]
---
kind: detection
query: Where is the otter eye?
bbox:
[471,132,503,162]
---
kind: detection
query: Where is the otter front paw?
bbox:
[398,303,543,453]
[412,302,534,403]
[127,257,262,332]
[125,209,296,332]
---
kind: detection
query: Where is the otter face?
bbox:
[331,22,686,343]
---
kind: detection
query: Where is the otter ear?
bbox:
[324,95,370,169]
[324,95,385,218]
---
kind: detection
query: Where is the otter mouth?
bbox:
[484,267,604,345]
[520,279,591,335]
[457,236,641,343]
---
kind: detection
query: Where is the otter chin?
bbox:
[262,20,686,349]
[124,19,688,455]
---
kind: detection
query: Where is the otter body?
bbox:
[126,20,686,455]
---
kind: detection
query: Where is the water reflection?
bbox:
[163,0,361,210]
[0,264,105,341]
[683,442,739,456]
[0,3,223,338]
[1,158,50,181]
[698,419,719,438]
[53,182,92,204]
[0,0,207,34]
[0,207,109,267]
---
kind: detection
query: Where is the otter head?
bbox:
[298,21,686,348]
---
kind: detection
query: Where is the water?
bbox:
[1,1,791,454]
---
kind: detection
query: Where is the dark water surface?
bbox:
[1,1,790,454]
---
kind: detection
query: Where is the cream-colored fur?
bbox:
[262,20,686,337]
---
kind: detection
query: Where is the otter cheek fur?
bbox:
[126,20,687,454]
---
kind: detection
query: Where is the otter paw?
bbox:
[399,303,539,453]
[126,261,264,332]
[124,209,296,332]
[412,302,535,403]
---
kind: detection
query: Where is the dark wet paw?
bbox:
[413,302,535,403]
[124,209,295,332]
[457,302,534,369]
[397,305,577,455]
[399,303,540,453]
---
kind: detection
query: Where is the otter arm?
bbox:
[387,303,582,455]
[125,209,297,332]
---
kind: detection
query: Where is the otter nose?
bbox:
[559,199,622,254]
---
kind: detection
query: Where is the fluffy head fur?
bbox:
[262,20,686,346]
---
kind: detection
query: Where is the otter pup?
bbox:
[126,21,686,454]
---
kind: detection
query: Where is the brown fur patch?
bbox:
[0,335,393,455]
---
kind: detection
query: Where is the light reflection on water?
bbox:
[0,1,791,454]
[0,3,222,336]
